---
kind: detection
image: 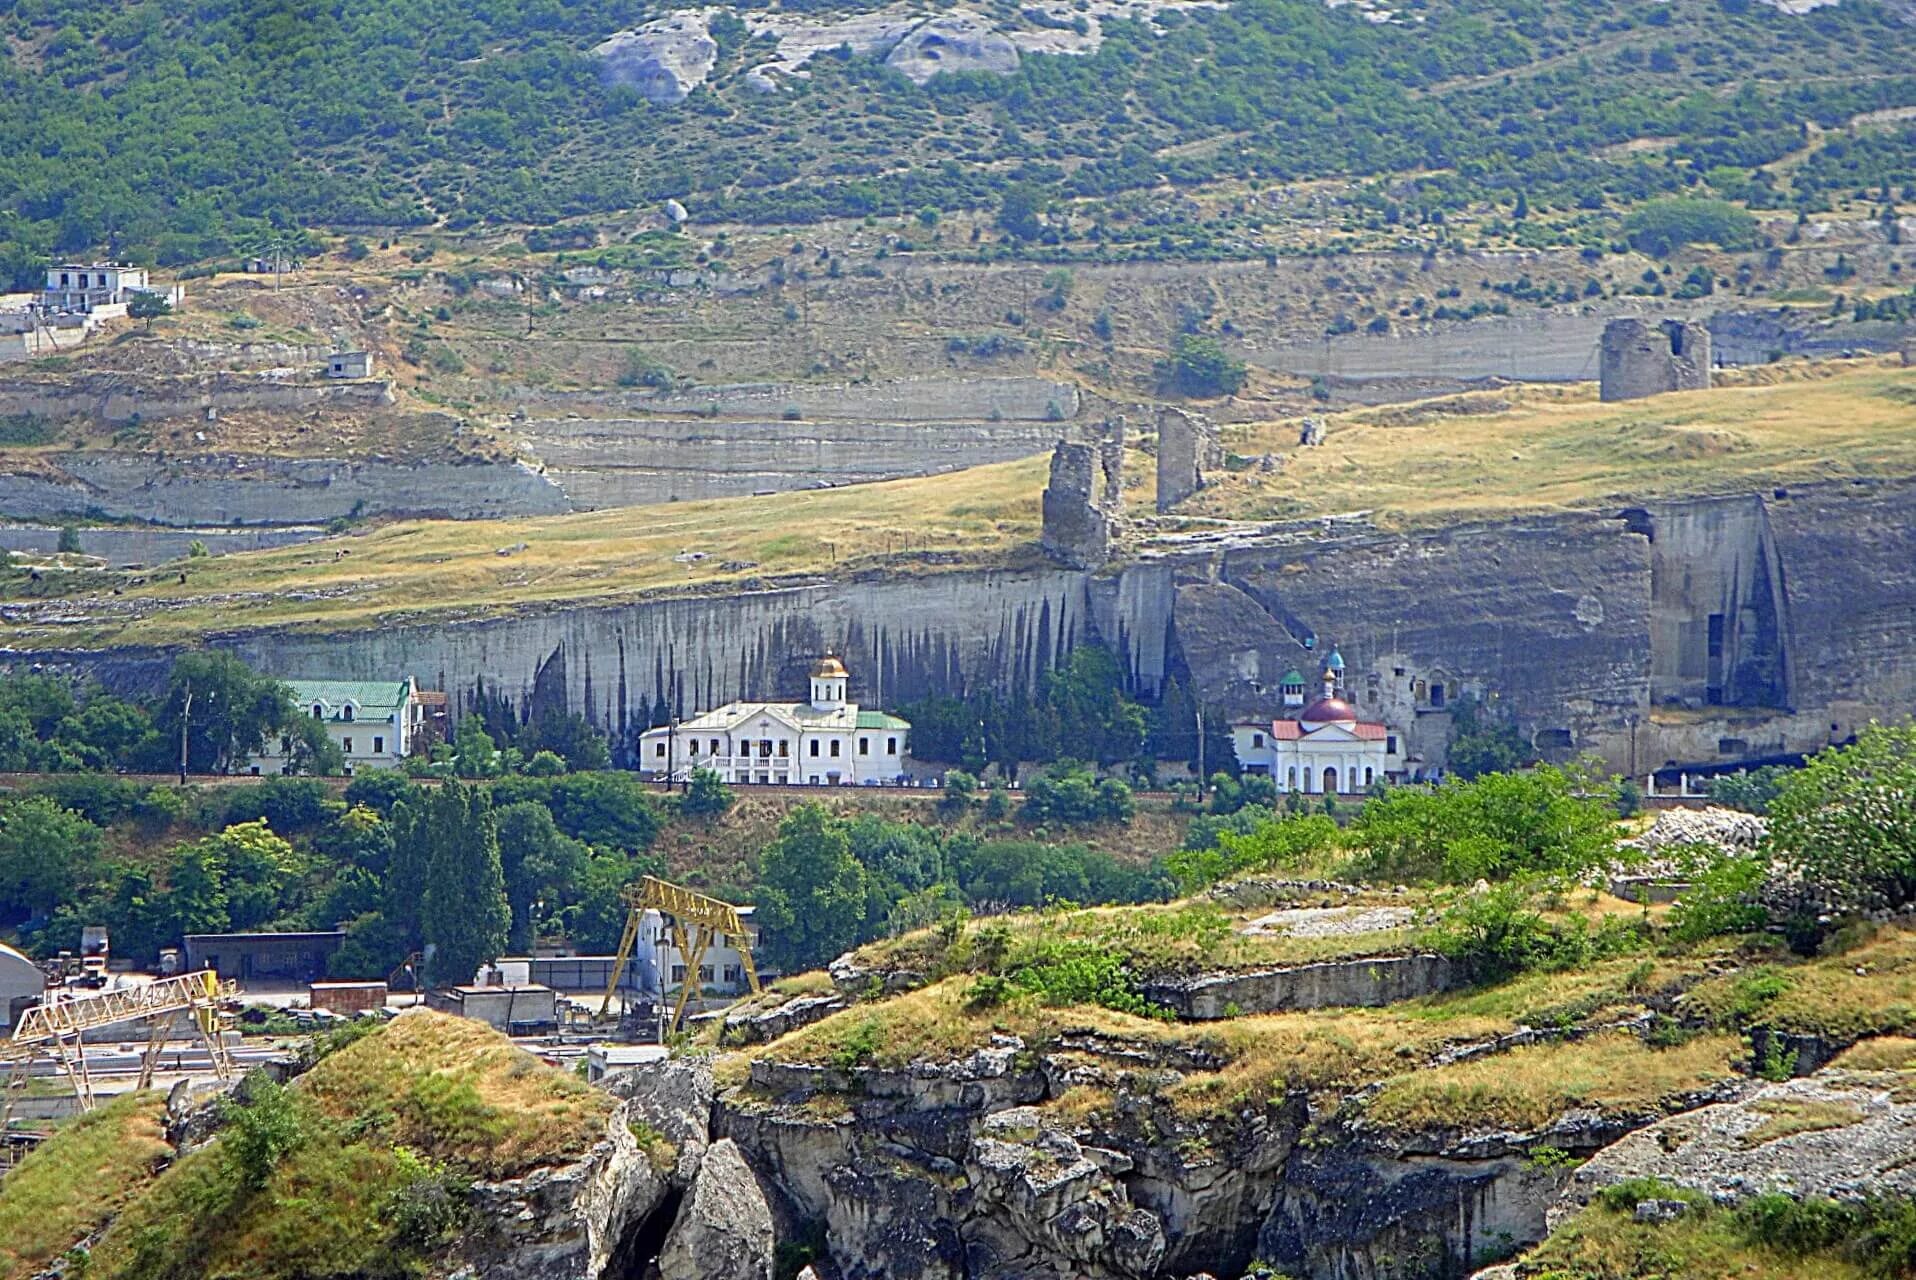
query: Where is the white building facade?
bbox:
[638,655,909,785]
[248,677,429,776]
[40,263,182,315]
[1231,651,1405,794]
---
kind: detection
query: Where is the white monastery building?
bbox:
[639,655,910,786]
[1230,649,1405,794]
[248,677,431,776]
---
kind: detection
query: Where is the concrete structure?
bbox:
[1231,651,1404,794]
[1156,406,1222,512]
[247,677,432,775]
[185,931,345,983]
[427,983,558,1034]
[586,1043,668,1081]
[1600,318,1712,402]
[325,351,375,379]
[0,942,45,1031]
[631,906,764,996]
[1041,420,1124,568]
[638,655,909,785]
[40,263,181,315]
[307,981,387,1015]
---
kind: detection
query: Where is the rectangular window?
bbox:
[858,737,869,755]
[672,965,686,982]
[809,740,820,757]
[689,740,700,755]
[829,740,840,757]
[655,742,666,757]
[710,739,719,755]
[699,966,714,983]
[1252,732,1265,748]
[887,736,897,755]
[373,736,384,754]
[342,737,353,753]
[1387,735,1398,755]
[778,741,788,757]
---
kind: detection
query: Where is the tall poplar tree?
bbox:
[420,783,510,988]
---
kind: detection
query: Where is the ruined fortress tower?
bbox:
[1600,317,1713,402]
[1155,406,1223,512]
[1040,418,1125,568]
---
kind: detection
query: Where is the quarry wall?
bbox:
[512,376,1080,422]
[523,415,1060,508]
[0,452,570,526]
[0,371,394,423]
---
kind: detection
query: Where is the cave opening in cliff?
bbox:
[602,1185,682,1280]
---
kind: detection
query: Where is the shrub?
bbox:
[1154,334,1247,398]
[1765,722,1916,918]
[679,766,734,816]
[1021,765,1132,825]
[1667,844,1769,942]
[1349,766,1616,884]
[1622,198,1759,257]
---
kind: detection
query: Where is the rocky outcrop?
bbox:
[1559,1070,1916,1213]
[885,12,1020,82]
[722,992,852,1045]
[656,1138,776,1280]
[0,369,393,424]
[462,1100,667,1280]
[604,1054,715,1187]
[594,13,719,104]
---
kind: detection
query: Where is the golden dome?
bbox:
[811,654,849,679]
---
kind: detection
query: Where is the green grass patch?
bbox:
[1739,1097,1865,1148]
[0,1092,172,1280]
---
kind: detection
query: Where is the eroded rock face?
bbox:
[1142,954,1459,1019]
[722,991,852,1045]
[459,1101,665,1280]
[594,13,719,104]
[656,1138,776,1280]
[604,1055,714,1187]
[884,12,1020,83]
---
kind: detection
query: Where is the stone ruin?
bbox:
[1599,317,1713,402]
[1041,417,1125,568]
[1298,417,1325,447]
[1154,406,1221,513]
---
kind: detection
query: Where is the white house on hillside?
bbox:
[1231,649,1405,794]
[248,677,431,776]
[41,263,183,315]
[638,655,909,785]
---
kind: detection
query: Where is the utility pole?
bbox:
[666,716,677,791]
[177,682,192,784]
[1194,696,1206,794]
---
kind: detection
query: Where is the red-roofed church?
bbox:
[1230,648,1405,795]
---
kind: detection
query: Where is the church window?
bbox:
[887,737,897,754]
[1364,767,1374,787]
[1429,683,1446,708]
[778,741,788,757]
[830,740,840,757]
[858,737,869,755]
[1387,735,1398,754]
[655,742,666,758]
[1252,732,1264,748]
[810,740,820,757]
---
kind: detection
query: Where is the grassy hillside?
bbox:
[74,1012,610,1280]
[1,0,1914,275]
[0,1092,172,1280]
[2,357,1912,648]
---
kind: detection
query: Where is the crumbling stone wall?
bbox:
[1599,318,1712,402]
[1041,419,1124,568]
[1155,406,1222,512]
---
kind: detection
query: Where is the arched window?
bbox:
[1286,766,1298,791]
[1323,767,1338,794]
[341,704,355,722]
[1364,767,1375,787]
[312,704,324,719]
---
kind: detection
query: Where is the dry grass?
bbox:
[300,1009,609,1177]
[0,456,1047,648]
[1829,1035,1916,1073]
[1193,357,1916,528]
[1522,1202,1875,1280]
[1362,1032,1743,1133]
[0,1092,172,1280]
[1680,927,1916,1042]
[1738,1097,1865,1148]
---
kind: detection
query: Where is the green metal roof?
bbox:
[855,711,911,730]
[286,679,411,721]
[1280,669,1305,686]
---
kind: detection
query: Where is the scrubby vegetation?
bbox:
[78,1013,607,1280]
[0,1092,172,1280]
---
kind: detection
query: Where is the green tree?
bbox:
[754,804,867,971]
[1766,722,1916,917]
[0,796,103,918]
[419,783,510,987]
[127,290,172,328]
[1154,334,1247,398]
[155,652,295,774]
[680,766,734,817]
[284,716,344,776]
[495,800,587,952]
[1350,765,1616,884]
[1446,696,1535,780]
[995,183,1047,242]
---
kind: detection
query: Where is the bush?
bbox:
[1021,765,1133,825]
[1165,812,1338,892]
[680,767,734,816]
[524,750,567,776]
[1154,334,1247,398]
[1667,844,1769,942]
[1765,722,1916,918]
[1428,880,1644,981]
[1349,766,1616,884]
[1622,198,1759,257]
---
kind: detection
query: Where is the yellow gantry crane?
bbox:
[2,970,234,1129]
[599,875,761,1034]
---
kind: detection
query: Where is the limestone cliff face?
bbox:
[33,480,1916,777]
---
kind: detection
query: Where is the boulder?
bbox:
[884,13,1019,84]
[594,14,718,104]
[603,1054,714,1186]
[722,992,851,1045]
[656,1138,776,1280]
